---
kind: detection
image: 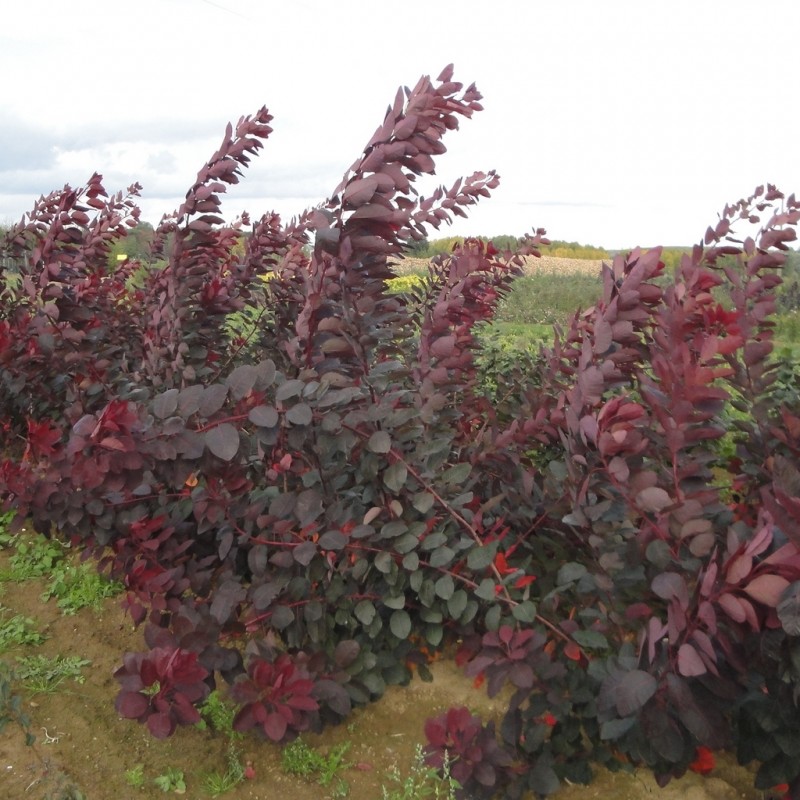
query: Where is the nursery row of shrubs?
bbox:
[2,66,800,798]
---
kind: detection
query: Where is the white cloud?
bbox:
[2,0,799,248]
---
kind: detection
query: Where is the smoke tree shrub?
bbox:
[2,65,800,797]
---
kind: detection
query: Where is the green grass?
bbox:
[202,742,246,797]
[281,737,352,795]
[1,534,67,581]
[40,561,122,615]
[124,763,146,789]
[14,654,91,695]
[0,530,122,615]
[380,744,460,800]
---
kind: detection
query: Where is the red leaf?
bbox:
[115,691,149,720]
[689,746,715,774]
[743,574,790,607]
[636,487,672,513]
[147,711,176,739]
[677,643,706,677]
[343,175,379,206]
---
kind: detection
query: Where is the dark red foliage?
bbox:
[3,65,800,798]
[424,707,514,797]
[230,654,319,742]
[114,647,210,738]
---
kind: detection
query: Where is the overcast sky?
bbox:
[2,0,798,249]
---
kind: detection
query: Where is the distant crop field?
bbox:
[395,254,605,277]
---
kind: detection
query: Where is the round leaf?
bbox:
[390,609,412,640]
[367,431,392,454]
[248,405,279,427]
[205,423,239,461]
[286,402,312,425]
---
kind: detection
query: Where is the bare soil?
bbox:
[0,545,768,800]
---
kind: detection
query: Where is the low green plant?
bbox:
[197,689,240,737]
[381,744,460,800]
[41,561,122,615]
[202,741,246,797]
[0,510,16,548]
[14,654,91,694]
[1,533,66,581]
[124,763,146,789]
[154,767,186,794]
[0,610,47,652]
[281,737,351,793]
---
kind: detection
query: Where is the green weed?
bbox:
[202,741,246,797]
[0,610,47,652]
[14,654,91,694]
[0,510,16,548]
[154,767,186,794]
[281,737,351,794]
[380,744,460,800]
[40,561,122,615]
[197,689,240,737]
[1,534,67,581]
[124,763,146,789]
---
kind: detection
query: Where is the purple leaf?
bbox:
[677,643,706,677]
[743,574,790,607]
[115,691,149,720]
[205,423,239,461]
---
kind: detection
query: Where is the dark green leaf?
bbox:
[434,575,455,600]
[318,530,347,550]
[271,606,294,630]
[384,593,406,610]
[354,600,376,625]
[528,761,560,796]
[428,546,455,568]
[286,402,312,425]
[295,489,323,525]
[390,609,411,639]
[276,379,304,402]
[402,553,419,571]
[600,717,636,741]
[558,562,587,584]
[375,551,393,573]
[441,462,470,485]
[367,431,392,454]
[608,669,657,717]
[412,492,434,513]
[248,405,279,427]
[476,579,496,601]
[467,542,497,570]
[512,600,537,623]
[447,590,468,618]
[383,461,407,492]
[572,630,609,650]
